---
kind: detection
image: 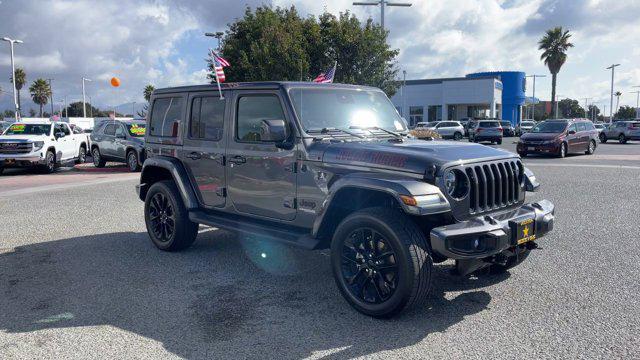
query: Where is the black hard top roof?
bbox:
[153,81,380,95]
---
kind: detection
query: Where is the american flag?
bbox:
[210,50,230,83]
[313,62,336,83]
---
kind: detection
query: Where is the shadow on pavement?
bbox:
[0,230,507,359]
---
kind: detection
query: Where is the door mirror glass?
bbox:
[260,119,287,142]
[568,130,576,135]
[55,131,65,138]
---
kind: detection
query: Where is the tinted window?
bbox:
[57,123,71,136]
[585,122,595,130]
[568,124,577,133]
[501,121,511,127]
[237,95,285,142]
[104,124,116,136]
[576,123,587,132]
[479,121,500,128]
[115,125,125,137]
[632,122,640,128]
[150,97,183,137]
[190,96,225,141]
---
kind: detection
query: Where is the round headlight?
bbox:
[444,169,469,200]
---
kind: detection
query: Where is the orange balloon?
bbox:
[110,77,120,87]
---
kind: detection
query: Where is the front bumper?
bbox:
[0,154,45,168]
[517,142,559,154]
[430,199,555,260]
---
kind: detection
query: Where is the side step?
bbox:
[189,210,321,250]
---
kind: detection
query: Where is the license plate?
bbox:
[515,218,536,245]
[528,147,535,151]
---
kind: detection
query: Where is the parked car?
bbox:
[0,120,88,174]
[593,123,605,135]
[414,121,436,129]
[468,120,503,144]
[517,119,598,158]
[464,119,477,136]
[500,121,515,137]
[90,119,146,171]
[430,121,464,140]
[0,120,14,133]
[136,82,555,318]
[598,120,640,144]
[516,121,536,136]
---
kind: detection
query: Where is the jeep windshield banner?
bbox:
[127,124,146,137]
[4,124,51,136]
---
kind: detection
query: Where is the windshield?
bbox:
[289,88,406,133]
[521,121,535,127]
[531,121,567,133]
[479,121,500,128]
[3,124,51,135]
[126,123,146,137]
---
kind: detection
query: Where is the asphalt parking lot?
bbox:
[1,140,639,359]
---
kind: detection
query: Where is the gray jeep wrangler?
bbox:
[136,82,555,318]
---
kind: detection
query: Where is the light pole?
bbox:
[82,77,91,118]
[606,64,620,123]
[582,97,591,119]
[401,70,406,118]
[353,1,413,30]
[555,95,565,119]
[2,37,23,119]
[526,74,545,121]
[632,86,640,118]
[205,32,224,51]
[132,101,136,117]
[47,78,54,116]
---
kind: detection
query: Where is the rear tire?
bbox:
[144,180,198,251]
[127,150,141,172]
[619,134,627,144]
[599,133,607,143]
[585,140,596,155]
[92,147,106,168]
[518,152,527,157]
[330,207,432,318]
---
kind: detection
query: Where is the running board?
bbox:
[188,210,321,250]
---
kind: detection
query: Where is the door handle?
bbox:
[228,155,246,165]
[186,152,201,160]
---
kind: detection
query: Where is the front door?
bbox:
[226,91,297,221]
[566,123,579,152]
[55,123,75,160]
[181,93,228,208]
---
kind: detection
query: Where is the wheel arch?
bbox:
[138,156,198,209]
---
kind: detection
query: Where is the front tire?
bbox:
[557,142,567,158]
[497,139,502,145]
[144,180,198,251]
[619,134,627,144]
[41,150,56,174]
[330,207,432,318]
[127,150,141,172]
[75,146,86,164]
[92,147,106,168]
[585,140,596,155]
[453,132,462,141]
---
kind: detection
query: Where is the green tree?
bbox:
[538,27,574,117]
[615,105,636,119]
[587,104,600,120]
[211,6,399,95]
[28,108,36,117]
[137,84,155,117]
[10,68,26,112]
[64,101,100,117]
[28,78,51,117]
[557,98,585,118]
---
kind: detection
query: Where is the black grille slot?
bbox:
[466,160,522,215]
[0,142,32,154]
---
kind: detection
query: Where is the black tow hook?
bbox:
[525,241,540,250]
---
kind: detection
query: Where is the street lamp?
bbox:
[632,86,640,119]
[205,32,224,50]
[526,74,545,121]
[47,78,54,116]
[82,77,91,118]
[353,1,412,30]
[555,95,565,119]
[2,37,23,119]
[606,64,620,123]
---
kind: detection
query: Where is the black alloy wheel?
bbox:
[454,132,462,141]
[340,227,399,305]
[148,192,176,243]
[599,133,607,143]
[619,134,627,144]
[127,151,140,172]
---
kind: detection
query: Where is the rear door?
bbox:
[113,123,128,160]
[226,90,297,221]
[101,122,117,158]
[181,92,228,208]
[576,122,588,150]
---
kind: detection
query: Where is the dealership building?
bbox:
[391,71,526,127]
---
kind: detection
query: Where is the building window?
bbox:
[409,106,423,127]
[428,105,442,121]
[447,105,456,120]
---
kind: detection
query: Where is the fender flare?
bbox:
[139,156,198,209]
[311,173,449,237]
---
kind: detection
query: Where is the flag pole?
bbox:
[210,49,224,100]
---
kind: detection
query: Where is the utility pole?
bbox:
[606,64,620,123]
[582,97,591,119]
[2,37,23,119]
[402,70,406,118]
[526,74,545,121]
[47,78,54,116]
[555,95,565,119]
[353,1,413,30]
[82,77,91,118]
[632,86,640,118]
[205,32,224,51]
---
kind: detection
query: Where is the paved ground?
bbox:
[0,141,639,359]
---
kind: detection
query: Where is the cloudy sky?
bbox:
[0,0,638,115]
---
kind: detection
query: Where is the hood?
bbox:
[314,139,517,175]
[520,132,562,141]
[0,134,48,142]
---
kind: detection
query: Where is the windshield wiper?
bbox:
[307,127,366,139]
[349,126,403,139]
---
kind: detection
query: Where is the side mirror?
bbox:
[260,119,287,142]
[55,131,65,138]
[568,130,576,135]
[524,167,540,192]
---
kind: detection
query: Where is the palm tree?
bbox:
[614,91,622,117]
[143,84,155,102]
[538,27,574,118]
[10,68,26,112]
[29,78,52,117]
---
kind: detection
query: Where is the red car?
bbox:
[517,119,598,158]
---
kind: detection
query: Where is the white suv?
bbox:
[0,120,88,174]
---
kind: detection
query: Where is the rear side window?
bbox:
[150,97,184,137]
[236,95,285,142]
[190,97,225,141]
[104,124,116,136]
[585,122,595,130]
[631,122,640,128]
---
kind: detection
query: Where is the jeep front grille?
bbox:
[0,142,32,154]
[464,160,523,215]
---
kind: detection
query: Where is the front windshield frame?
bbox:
[530,121,568,133]
[3,123,52,136]
[286,86,408,136]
